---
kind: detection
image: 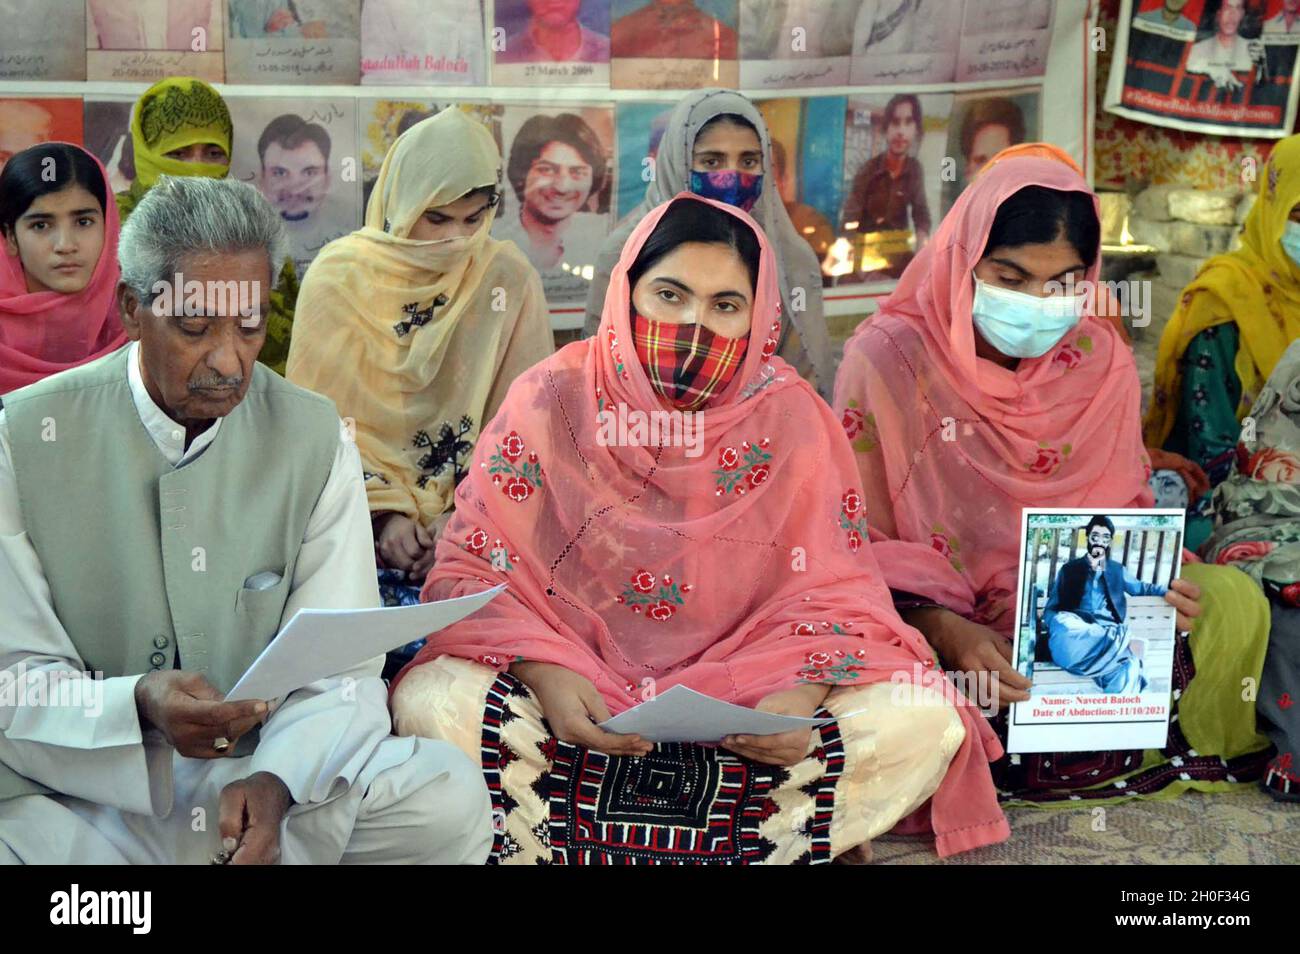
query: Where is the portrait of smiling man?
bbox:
[495,110,609,299]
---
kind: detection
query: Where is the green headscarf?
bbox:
[117,77,233,218]
[115,76,298,375]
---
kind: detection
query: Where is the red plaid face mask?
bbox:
[632,312,748,411]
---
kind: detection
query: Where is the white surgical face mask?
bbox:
[971,277,1083,359]
[1281,220,1300,269]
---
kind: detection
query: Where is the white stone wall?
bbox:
[1107,184,1254,413]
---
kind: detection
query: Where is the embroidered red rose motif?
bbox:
[930,533,953,558]
[648,600,676,621]
[619,569,688,620]
[806,651,832,667]
[761,336,778,361]
[487,435,543,502]
[503,476,533,502]
[1053,344,1083,369]
[842,407,864,439]
[847,529,862,553]
[478,653,502,667]
[465,527,489,555]
[502,431,525,462]
[841,489,863,518]
[797,667,828,681]
[791,622,817,636]
[1028,444,1071,475]
[713,437,772,496]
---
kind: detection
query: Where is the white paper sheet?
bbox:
[599,685,855,743]
[225,584,506,702]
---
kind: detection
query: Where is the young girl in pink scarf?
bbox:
[1,143,126,395]
[392,193,1010,862]
[834,155,1274,803]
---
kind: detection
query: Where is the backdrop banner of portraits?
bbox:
[940,88,1041,214]
[0,0,87,80]
[82,96,137,196]
[86,0,226,82]
[227,95,362,273]
[1105,0,1300,137]
[492,0,611,86]
[493,103,615,304]
[738,0,858,89]
[609,0,740,89]
[360,0,487,85]
[756,94,846,265]
[0,98,85,172]
[226,0,363,84]
[833,91,952,284]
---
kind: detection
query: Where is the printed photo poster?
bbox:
[360,0,487,85]
[0,98,84,174]
[955,0,1054,83]
[0,0,87,79]
[610,0,739,89]
[939,87,1040,215]
[83,96,138,196]
[833,92,951,285]
[226,0,362,84]
[226,96,362,274]
[493,104,615,304]
[848,0,961,86]
[756,95,846,273]
[739,0,859,89]
[1105,0,1300,137]
[492,0,611,86]
[1007,509,1186,754]
[613,100,674,219]
[86,0,226,82]
[360,99,454,210]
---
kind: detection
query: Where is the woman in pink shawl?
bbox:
[1,143,126,394]
[392,193,1009,863]
[834,155,1274,804]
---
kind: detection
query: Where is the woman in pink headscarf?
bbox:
[391,193,1009,863]
[1,143,126,395]
[834,155,1274,804]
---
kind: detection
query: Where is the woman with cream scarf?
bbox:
[287,107,553,615]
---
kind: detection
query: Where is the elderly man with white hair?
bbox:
[0,175,493,864]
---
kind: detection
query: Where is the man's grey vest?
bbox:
[0,346,339,801]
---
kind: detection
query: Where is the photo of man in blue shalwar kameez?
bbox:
[1042,515,1169,694]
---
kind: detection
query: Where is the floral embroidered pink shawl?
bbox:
[833,157,1154,634]
[396,192,1009,857]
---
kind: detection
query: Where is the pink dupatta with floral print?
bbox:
[396,192,1009,857]
[833,157,1153,635]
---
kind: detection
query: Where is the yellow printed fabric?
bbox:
[286,107,554,525]
[1145,133,1300,448]
[116,77,233,218]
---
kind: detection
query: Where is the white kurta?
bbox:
[0,343,492,864]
